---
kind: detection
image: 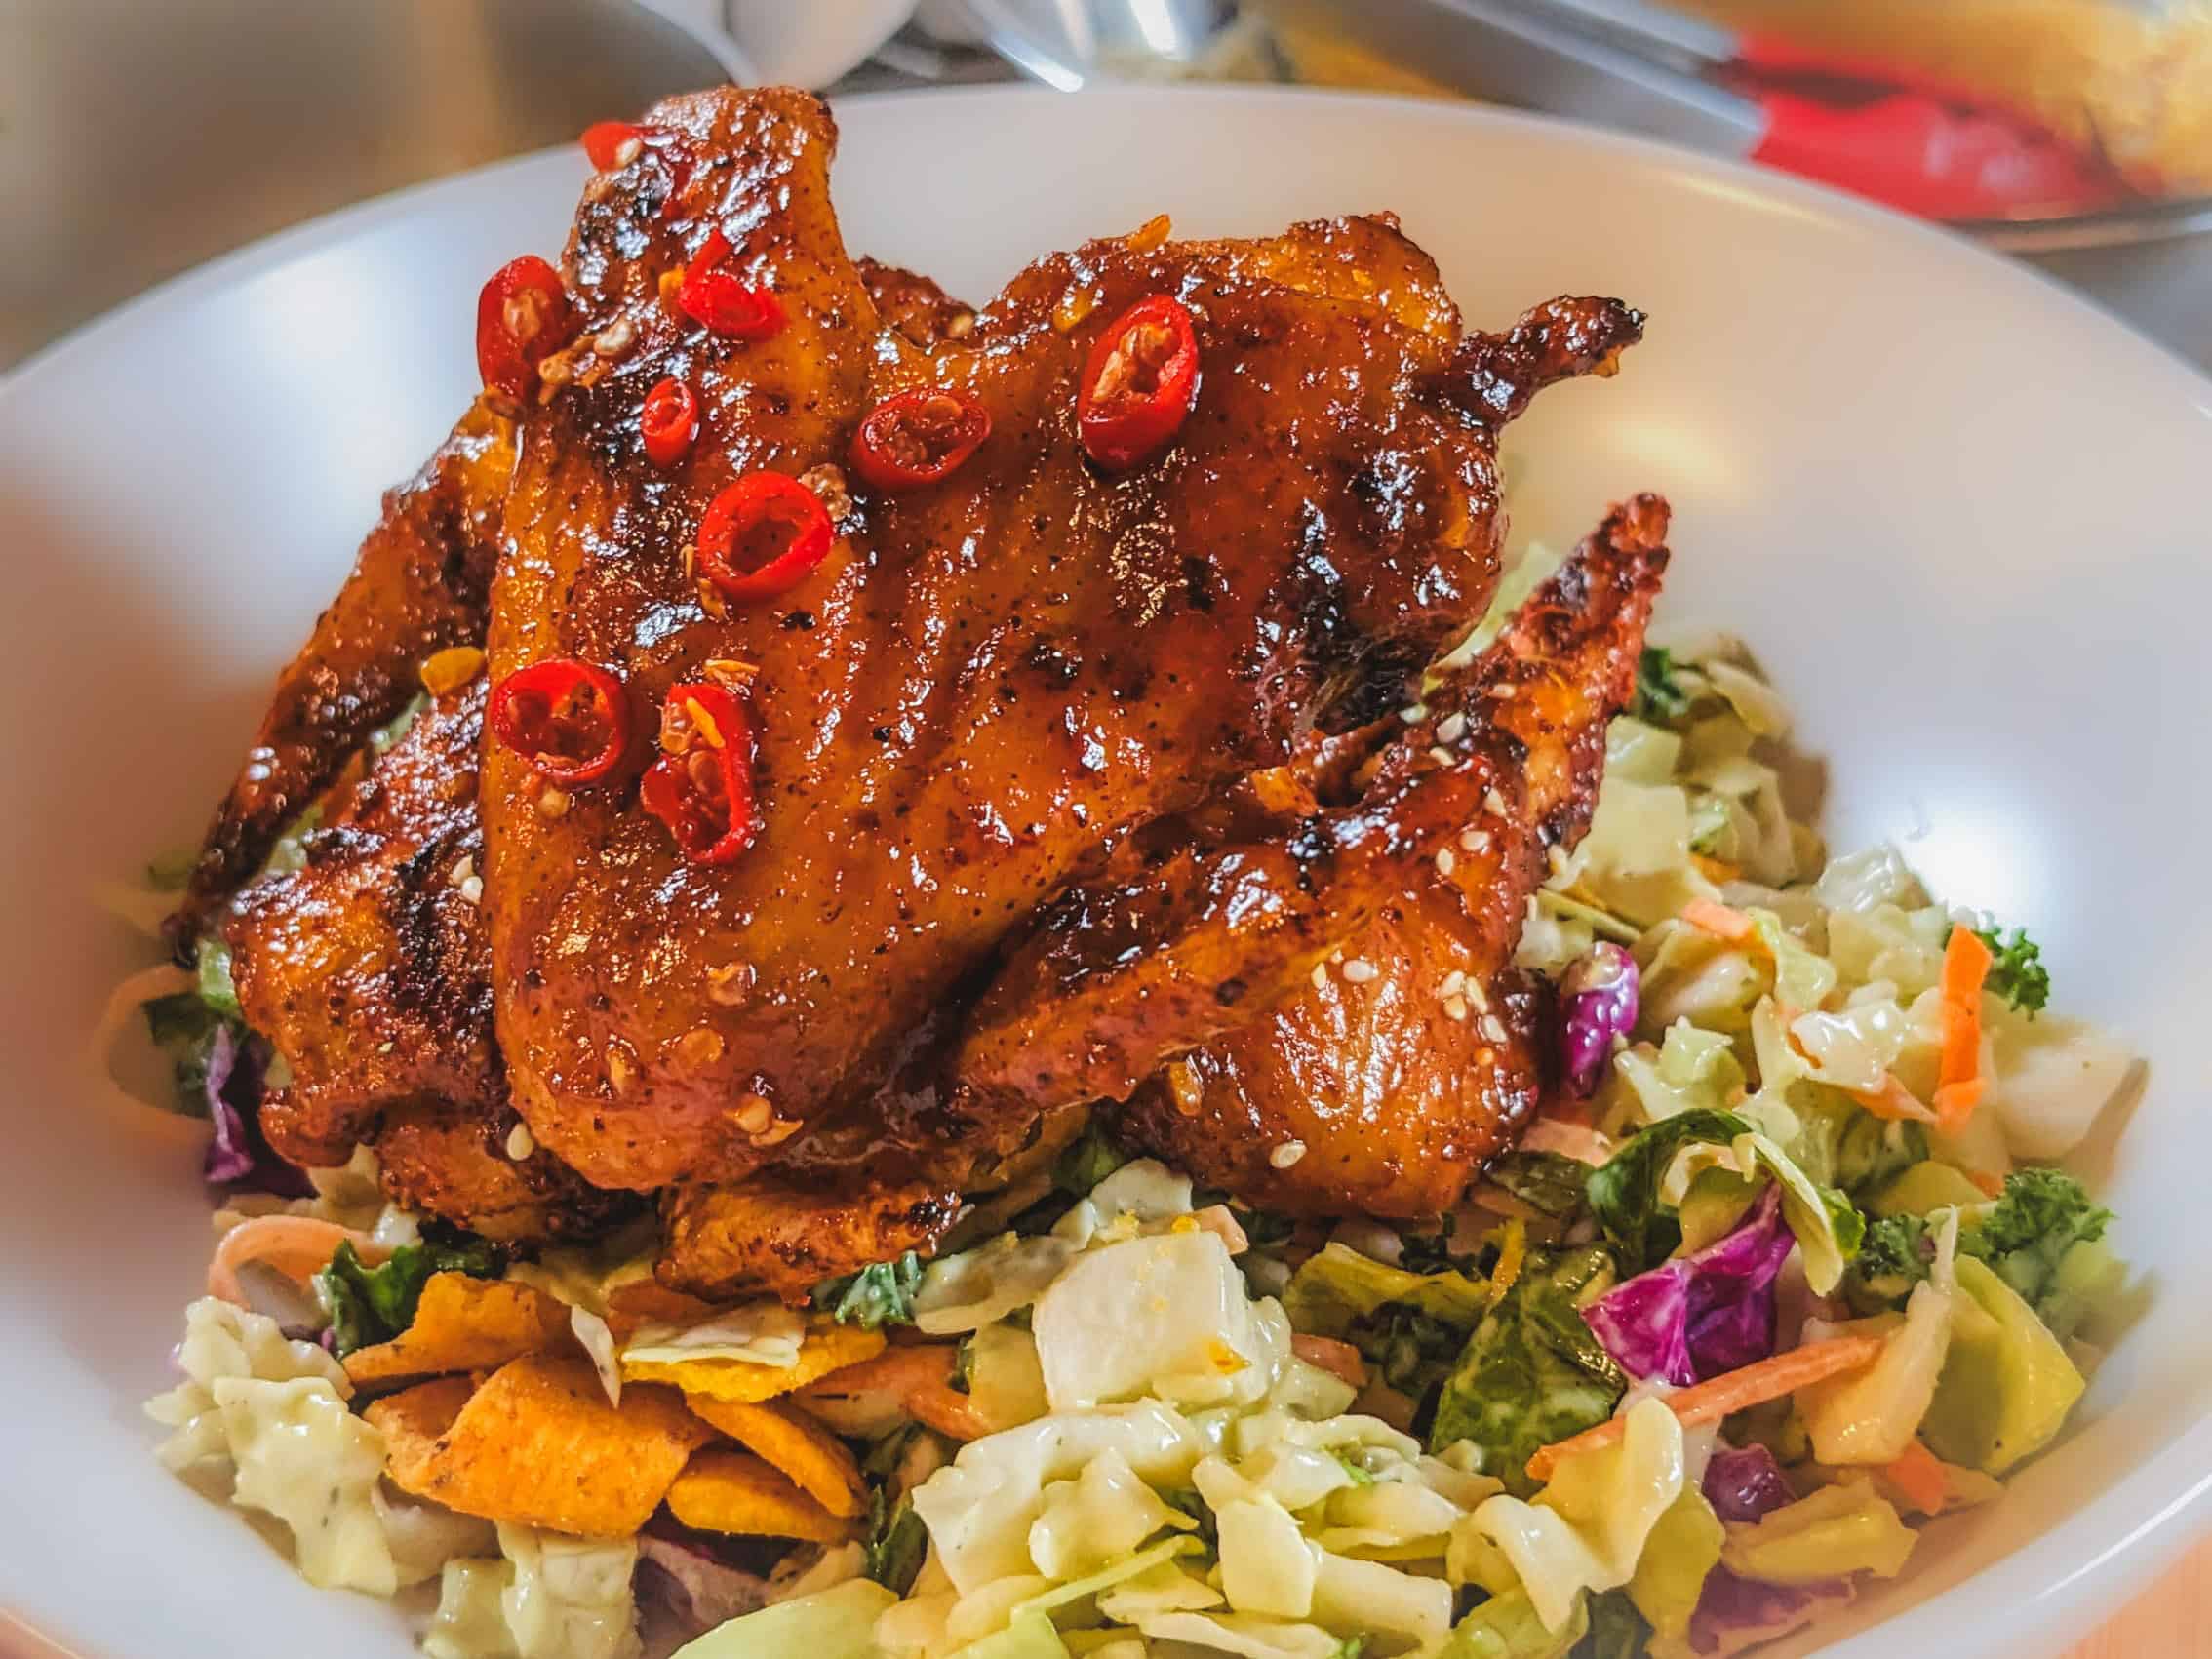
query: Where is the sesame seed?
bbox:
[1439,969,1467,998]
[706,962,754,1007]
[1435,847,1456,877]
[1341,959,1377,984]
[677,1028,725,1067]
[1429,746,1456,768]
[1487,683,1517,699]
[1483,787,1509,817]
[1481,1013,1510,1045]
[614,136,643,167]
[945,310,976,339]
[450,855,475,886]
[1400,703,1429,725]
[1442,995,1469,1022]
[505,1122,535,1161]
[1269,1140,1308,1169]
[1436,712,1468,743]
[1476,1046,1496,1065]
[1461,828,1492,853]
[593,317,636,357]
[1547,846,1572,876]
[536,788,571,820]
[458,875,484,905]
[1311,961,1330,992]
[607,1044,636,1093]
[798,462,852,521]
[1467,976,1491,1013]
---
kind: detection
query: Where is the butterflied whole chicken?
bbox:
[180,83,1668,1299]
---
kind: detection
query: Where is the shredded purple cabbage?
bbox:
[203,1030,312,1197]
[634,1521,782,1647]
[1702,1442,1796,1523]
[1581,1184,1792,1384]
[1686,1567,1853,1656]
[1560,942,1639,1097]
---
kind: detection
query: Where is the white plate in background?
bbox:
[2,85,2210,1659]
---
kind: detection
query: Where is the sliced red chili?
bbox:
[641,683,758,865]
[678,229,785,341]
[849,388,993,492]
[1078,295,1202,470]
[475,256,579,399]
[580,120,644,171]
[695,472,834,603]
[488,659,628,785]
[640,376,699,468]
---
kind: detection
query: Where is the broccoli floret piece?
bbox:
[1847,1169,2113,1335]
[1975,925,2051,1016]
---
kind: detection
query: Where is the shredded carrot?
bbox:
[904,1381,997,1442]
[1848,1074,1940,1125]
[1189,1205,1249,1255]
[1934,925,1994,1132]
[1883,1438,1950,1515]
[1690,852,1742,885]
[1291,1333,1368,1391]
[1525,1334,1884,1482]
[1967,1169,2005,1199]
[208,1216,389,1307]
[1681,898,1760,946]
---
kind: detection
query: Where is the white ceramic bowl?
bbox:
[2,86,2208,1659]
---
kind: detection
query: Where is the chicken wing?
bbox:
[174,404,514,944]
[483,86,1635,1204]
[1110,497,1671,1215]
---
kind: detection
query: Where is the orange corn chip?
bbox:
[344,1274,573,1385]
[623,1323,886,1404]
[368,1354,711,1537]
[666,1447,856,1543]
[684,1395,865,1519]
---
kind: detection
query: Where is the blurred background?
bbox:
[2,0,2205,370]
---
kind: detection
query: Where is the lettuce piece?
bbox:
[1031,1231,1284,1410]
[1799,1282,1952,1465]
[1589,1109,1753,1271]
[1432,1589,1587,1659]
[1627,1487,1725,1640]
[1658,1130,1862,1296]
[969,1323,1050,1432]
[1481,1153,1594,1219]
[1580,1593,1653,1659]
[1219,1495,1319,1617]
[1284,1244,1490,1337]
[1867,1162,1986,1220]
[1920,1255,2086,1475]
[315,1224,503,1358]
[1428,1245,1625,1492]
[916,1234,1079,1336]
[1582,1186,1793,1384]
[1980,1011,2132,1161]
[812,1251,925,1330]
[946,1612,1069,1659]
[668,1578,894,1659]
[1458,1399,1685,1632]
[1633,933,1766,1041]
[1718,1483,1915,1584]
[910,1402,1207,1595]
[1027,1449,1195,1579]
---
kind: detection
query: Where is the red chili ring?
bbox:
[487,658,629,786]
[641,683,759,865]
[678,228,785,341]
[1077,295,1202,471]
[695,472,834,603]
[580,120,644,171]
[849,388,993,492]
[476,256,579,399]
[640,377,699,469]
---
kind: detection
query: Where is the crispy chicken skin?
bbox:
[225,683,627,1241]
[1112,497,1672,1215]
[486,86,1638,1201]
[175,404,514,945]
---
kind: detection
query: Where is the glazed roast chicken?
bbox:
[178,86,1669,1301]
